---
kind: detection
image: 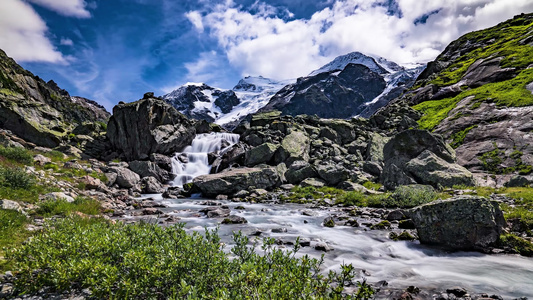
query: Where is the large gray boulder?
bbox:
[244,143,278,166]
[285,160,317,184]
[274,130,310,165]
[129,160,175,183]
[409,196,506,250]
[107,97,196,161]
[193,167,282,197]
[108,166,141,189]
[381,130,474,189]
[315,162,349,186]
[141,176,165,194]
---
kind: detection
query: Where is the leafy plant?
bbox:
[7,218,374,299]
[0,166,35,189]
[0,146,33,165]
[382,185,438,208]
[36,196,101,217]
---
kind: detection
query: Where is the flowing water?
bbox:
[171,132,240,186]
[134,195,533,298]
[141,133,533,298]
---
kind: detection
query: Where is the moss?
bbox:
[389,231,416,241]
[498,234,533,256]
[362,181,382,191]
[370,220,391,230]
[450,125,478,148]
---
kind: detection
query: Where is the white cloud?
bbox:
[60,38,74,46]
[0,0,65,63]
[185,11,204,32]
[26,0,91,18]
[193,0,533,80]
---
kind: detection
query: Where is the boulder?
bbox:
[129,160,175,183]
[33,154,50,166]
[505,175,533,187]
[300,178,326,188]
[381,130,474,189]
[141,176,165,194]
[108,167,141,189]
[244,143,278,166]
[0,199,23,213]
[405,150,476,188]
[107,98,196,161]
[315,162,349,186]
[409,196,506,250]
[150,153,174,172]
[193,167,282,197]
[274,130,310,165]
[285,160,317,184]
[43,192,75,203]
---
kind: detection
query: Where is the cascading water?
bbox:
[171,132,240,186]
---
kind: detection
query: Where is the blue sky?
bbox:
[1,0,532,112]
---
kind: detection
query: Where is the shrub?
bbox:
[382,185,438,208]
[0,209,30,272]
[0,146,33,165]
[0,167,35,189]
[36,197,101,217]
[338,191,368,206]
[498,234,533,257]
[8,218,374,299]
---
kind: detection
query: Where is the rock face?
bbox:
[409,196,506,250]
[381,130,475,189]
[107,97,196,161]
[397,13,533,186]
[0,49,110,148]
[193,167,282,197]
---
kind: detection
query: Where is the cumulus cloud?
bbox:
[185,11,204,32]
[0,0,65,63]
[189,0,533,80]
[26,0,91,18]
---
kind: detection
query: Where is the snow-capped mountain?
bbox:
[162,77,294,128]
[163,51,424,128]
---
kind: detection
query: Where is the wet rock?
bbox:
[141,176,165,194]
[399,219,416,229]
[142,208,162,215]
[386,210,406,221]
[162,186,183,199]
[446,287,468,297]
[409,196,506,250]
[323,216,335,228]
[193,166,281,198]
[207,208,231,218]
[222,215,248,224]
[149,153,174,172]
[272,227,288,233]
[298,238,311,247]
[389,231,416,241]
[315,242,333,252]
[129,160,175,183]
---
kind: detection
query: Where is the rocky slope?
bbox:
[398,13,533,187]
[0,49,110,148]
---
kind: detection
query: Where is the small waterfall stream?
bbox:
[171,132,240,186]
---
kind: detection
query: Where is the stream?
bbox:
[127,133,533,298]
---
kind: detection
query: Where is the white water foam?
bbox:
[171,133,240,186]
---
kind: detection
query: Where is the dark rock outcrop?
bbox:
[107,97,196,161]
[409,196,506,250]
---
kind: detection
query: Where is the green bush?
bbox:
[498,234,533,257]
[36,196,101,217]
[0,146,33,165]
[0,209,30,272]
[0,167,35,189]
[382,185,438,208]
[8,218,374,299]
[338,191,368,206]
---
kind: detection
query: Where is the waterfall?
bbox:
[171,132,240,186]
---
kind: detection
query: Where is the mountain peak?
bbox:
[309,51,402,76]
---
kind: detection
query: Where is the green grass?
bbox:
[6,217,374,299]
[450,125,478,148]
[285,186,345,203]
[415,68,533,130]
[0,145,33,165]
[498,234,533,256]
[362,181,382,191]
[0,209,31,272]
[35,196,102,217]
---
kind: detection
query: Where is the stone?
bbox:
[274,130,310,165]
[505,175,533,187]
[200,207,231,218]
[386,210,406,221]
[149,153,174,172]
[315,242,333,252]
[381,130,474,190]
[129,160,175,183]
[43,192,75,203]
[409,196,506,250]
[193,167,282,198]
[107,98,196,161]
[272,227,288,233]
[33,154,51,166]
[80,175,106,191]
[250,110,282,127]
[244,143,278,166]
[222,215,248,224]
[323,217,335,227]
[405,150,476,188]
[446,287,468,297]
[300,178,326,188]
[365,132,391,162]
[285,160,317,184]
[315,162,349,186]
[108,167,141,189]
[0,199,23,213]
[141,176,165,194]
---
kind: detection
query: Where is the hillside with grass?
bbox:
[397,13,533,184]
